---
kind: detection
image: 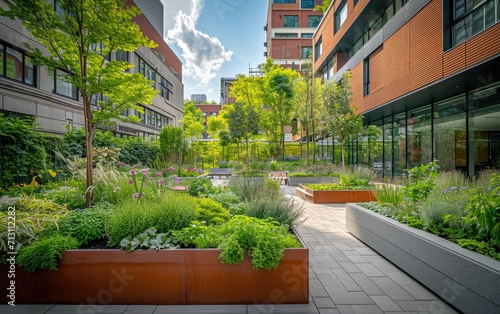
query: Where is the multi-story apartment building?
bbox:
[265,0,324,71]
[0,0,183,139]
[314,0,500,178]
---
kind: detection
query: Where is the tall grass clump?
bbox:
[244,194,306,227]
[106,192,197,246]
[374,184,405,207]
[228,176,280,202]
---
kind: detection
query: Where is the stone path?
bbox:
[0,184,458,314]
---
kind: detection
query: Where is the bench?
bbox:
[268,171,288,185]
[207,168,232,179]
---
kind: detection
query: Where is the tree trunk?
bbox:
[84,111,95,208]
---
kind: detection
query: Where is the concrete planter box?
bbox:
[346,203,500,314]
[288,176,337,186]
[1,248,309,305]
[296,184,376,203]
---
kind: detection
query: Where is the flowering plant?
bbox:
[119,162,177,200]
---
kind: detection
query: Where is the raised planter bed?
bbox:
[288,176,337,186]
[1,247,309,305]
[346,203,500,314]
[296,184,375,203]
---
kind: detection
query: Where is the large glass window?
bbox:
[137,55,156,86]
[147,109,155,126]
[283,15,299,27]
[335,2,347,32]
[301,0,315,9]
[451,0,498,47]
[383,118,393,177]
[363,58,370,96]
[24,57,35,85]
[301,33,314,38]
[393,113,407,176]
[308,16,321,27]
[327,58,334,78]
[301,46,312,59]
[54,69,78,99]
[434,95,467,172]
[115,50,128,62]
[407,105,432,168]
[273,0,296,3]
[275,33,298,38]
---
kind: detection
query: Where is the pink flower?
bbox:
[154,172,163,177]
[129,170,137,175]
[157,178,165,184]
[118,161,127,167]
[168,166,175,172]
[129,180,134,185]
[132,192,140,198]
[139,168,150,173]
[131,164,140,169]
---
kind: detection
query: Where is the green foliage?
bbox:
[403,161,440,203]
[195,198,230,225]
[374,184,405,207]
[158,126,187,166]
[0,114,49,188]
[43,186,86,210]
[174,215,302,270]
[186,177,214,197]
[456,239,499,260]
[120,227,179,252]
[207,190,245,216]
[244,194,306,227]
[17,234,79,272]
[58,205,112,245]
[106,192,197,246]
[228,176,280,202]
[306,182,371,191]
[464,173,500,242]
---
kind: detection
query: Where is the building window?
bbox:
[273,0,296,3]
[301,46,312,59]
[160,76,173,101]
[363,58,370,96]
[275,33,298,38]
[315,37,322,59]
[301,33,314,38]
[157,113,162,128]
[134,108,145,124]
[147,109,155,126]
[136,55,156,86]
[0,44,36,86]
[308,16,321,27]
[211,112,217,117]
[202,112,207,117]
[301,0,315,9]
[54,69,78,99]
[115,50,128,62]
[335,2,347,33]
[283,15,299,27]
[450,0,499,47]
[327,58,334,78]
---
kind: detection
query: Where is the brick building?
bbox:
[196,104,222,139]
[313,0,500,178]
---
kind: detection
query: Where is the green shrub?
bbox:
[17,234,79,272]
[186,177,214,197]
[195,198,230,225]
[106,192,197,246]
[244,194,305,227]
[374,184,405,207]
[228,177,280,202]
[58,205,112,245]
[43,186,86,210]
[403,161,439,203]
[207,190,245,216]
[120,227,179,251]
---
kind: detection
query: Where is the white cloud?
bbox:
[165,0,233,85]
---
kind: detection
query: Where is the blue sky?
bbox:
[160,0,269,103]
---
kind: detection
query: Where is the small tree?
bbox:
[181,101,205,165]
[223,102,260,165]
[1,0,158,207]
[158,126,186,166]
[319,71,363,168]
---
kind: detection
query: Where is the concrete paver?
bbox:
[0,183,458,313]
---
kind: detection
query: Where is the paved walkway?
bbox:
[1,184,458,314]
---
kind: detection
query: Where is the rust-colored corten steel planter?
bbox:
[296,184,376,204]
[1,248,309,305]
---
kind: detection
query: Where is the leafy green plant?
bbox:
[305,183,371,191]
[464,173,500,242]
[43,186,86,210]
[106,192,197,246]
[186,177,214,197]
[207,190,245,216]
[374,184,405,207]
[120,227,179,252]
[229,176,280,202]
[195,198,230,225]
[244,194,306,227]
[17,234,79,272]
[403,161,439,203]
[58,205,112,245]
